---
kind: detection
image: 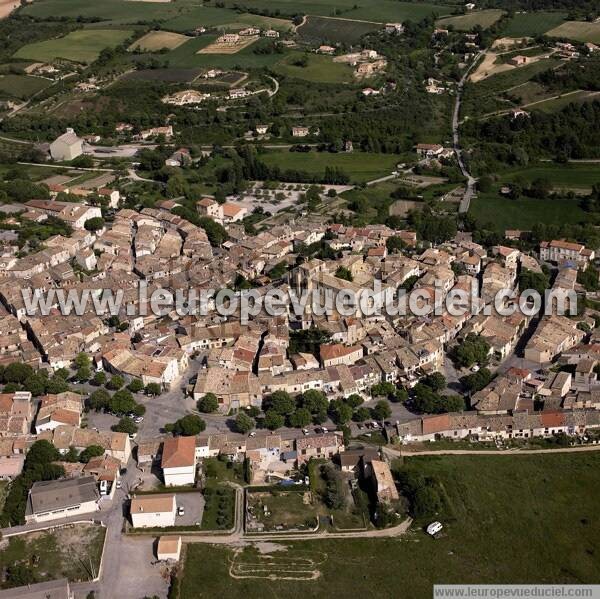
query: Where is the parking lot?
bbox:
[174,492,205,527]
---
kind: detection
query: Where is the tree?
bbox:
[461,367,493,393]
[372,399,392,421]
[335,265,353,282]
[166,414,206,436]
[262,391,295,416]
[79,445,105,463]
[75,353,90,369]
[353,406,371,422]
[127,378,144,393]
[76,364,91,382]
[289,407,312,428]
[421,372,446,392]
[112,417,138,435]
[329,400,353,425]
[92,371,107,386]
[451,334,490,368]
[145,383,162,396]
[299,389,328,415]
[106,375,124,390]
[4,362,33,384]
[264,410,285,430]
[84,217,105,232]
[345,394,363,408]
[45,375,69,394]
[371,382,396,398]
[386,236,406,254]
[88,389,110,412]
[26,440,60,466]
[234,412,255,434]
[109,390,137,415]
[198,392,219,413]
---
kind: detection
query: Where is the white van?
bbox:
[99,480,108,496]
[426,521,443,536]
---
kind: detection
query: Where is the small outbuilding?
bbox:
[157,535,182,561]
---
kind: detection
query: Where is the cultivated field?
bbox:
[219,0,453,22]
[129,30,190,52]
[502,11,567,37]
[198,35,258,55]
[21,0,190,23]
[545,20,600,43]
[436,9,504,31]
[470,49,554,83]
[165,6,293,32]
[260,151,400,183]
[297,16,380,44]
[0,74,52,99]
[180,453,600,598]
[531,90,600,113]
[14,29,133,64]
[274,53,354,84]
[123,67,204,82]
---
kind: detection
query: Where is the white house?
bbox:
[161,436,196,486]
[50,128,84,161]
[130,494,176,528]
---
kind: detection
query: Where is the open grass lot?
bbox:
[274,52,354,84]
[180,452,600,598]
[219,0,452,22]
[14,29,134,64]
[129,30,190,52]
[166,36,285,69]
[260,151,400,184]
[469,192,587,230]
[532,90,600,113]
[123,67,204,83]
[546,21,600,43]
[247,489,318,532]
[165,6,293,32]
[0,74,52,100]
[0,524,106,590]
[436,9,504,31]
[298,16,380,44]
[21,0,193,24]
[504,163,600,189]
[502,11,567,37]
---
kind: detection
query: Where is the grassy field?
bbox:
[472,58,562,94]
[219,0,452,22]
[274,52,354,84]
[502,11,567,37]
[260,150,400,183]
[166,35,285,69]
[0,524,105,590]
[247,489,318,531]
[532,90,600,113]
[436,9,504,31]
[21,0,193,24]
[129,30,190,52]
[546,20,600,43]
[180,453,600,598]
[14,29,133,64]
[297,15,380,44]
[0,74,52,100]
[503,163,600,188]
[469,193,587,230]
[165,6,293,32]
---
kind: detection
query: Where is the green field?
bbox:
[129,30,190,52]
[436,9,504,31]
[165,35,286,69]
[274,52,354,84]
[502,11,567,37]
[180,453,600,598]
[546,20,600,43]
[14,29,134,64]
[165,6,293,32]
[473,58,562,94]
[469,192,587,230]
[220,0,452,22]
[21,0,193,24]
[298,16,380,44]
[260,151,400,183]
[0,74,52,100]
[504,163,600,188]
[532,90,600,113]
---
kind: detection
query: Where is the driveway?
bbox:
[175,492,205,527]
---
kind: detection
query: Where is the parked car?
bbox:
[177,506,185,517]
[99,480,108,496]
[426,521,443,536]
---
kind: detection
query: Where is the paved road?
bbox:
[453,50,484,214]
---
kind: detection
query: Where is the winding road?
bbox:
[453,50,485,214]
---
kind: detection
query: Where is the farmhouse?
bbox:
[49,128,83,161]
[292,126,310,137]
